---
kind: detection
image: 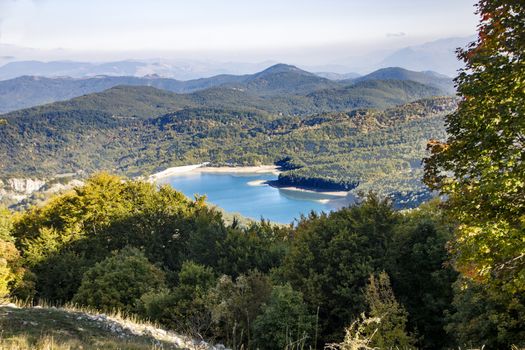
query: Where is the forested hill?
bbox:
[3,78,444,120]
[1,63,453,208]
[0,96,457,207]
[0,64,452,113]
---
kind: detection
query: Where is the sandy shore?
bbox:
[246,179,268,186]
[149,163,280,182]
[150,164,349,199]
[148,163,209,182]
[199,165,280,175]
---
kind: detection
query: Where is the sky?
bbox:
[0,0,479,64]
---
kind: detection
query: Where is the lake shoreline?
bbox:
[149,164,349,198]
[149,163,280,182]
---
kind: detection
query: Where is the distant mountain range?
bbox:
[0,62,457,207]
[0,64,453,114]
[376,36,475,77]
[354,67,455,94]
[0,36,475,81]
[0,58,277,81]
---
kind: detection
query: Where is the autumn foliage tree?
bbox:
[424,0,525,292]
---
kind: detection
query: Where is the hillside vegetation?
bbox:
[0,97,456,207]
[0,64,451,113]
[1,173,523,349]
[0,64,452,208]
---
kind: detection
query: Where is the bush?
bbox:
[138,261,216,336]
[208,270,273,348]
[72,247,165,313]
[253,284,315,350]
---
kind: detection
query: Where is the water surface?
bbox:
[160,172,351,224]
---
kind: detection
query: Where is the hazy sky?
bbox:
[0,0,478,62]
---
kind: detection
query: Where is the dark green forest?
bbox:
[1,173,523,349]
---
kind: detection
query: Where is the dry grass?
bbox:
[0,300,196,350]
[0,334,167,350]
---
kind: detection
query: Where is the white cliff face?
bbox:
[6,178,46,194]
[0,177,84,206]
[0,178,46,203]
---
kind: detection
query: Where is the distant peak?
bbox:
[374,67,411,73]
[258,63,310,75]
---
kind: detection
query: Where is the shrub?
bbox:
[138,261,216,336]
[253,284,315,350]
[72,247,165,313]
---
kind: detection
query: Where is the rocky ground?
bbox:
[0,303,226,350]
[0,176,83,209]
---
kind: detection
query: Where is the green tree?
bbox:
[139,261,216,336]
[0,207,15,299]
[0,207,13,242]
[362,272,415,349]
[0,208,34,301]
[387,200,457,349]
[72,247,165,313]
[253,284,315,350]
[446,277,525,349]
[281,194,398,343]
[12,173,224,301]
[216,221,290,277]
[208,270,273,349]
[0,239,20,300]
[424,1,525,292]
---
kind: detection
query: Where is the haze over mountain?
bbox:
[353,67,455,94]
[0,58,278,81]
[375,36,476,77]
[314,72,361,81]
[0,64,452,113]
[0,35,475,82]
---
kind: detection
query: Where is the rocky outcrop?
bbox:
[5,178,46,194]
[0,177,83,208]
[1,304,228,350]
[0,178,45,203]
[46,180,84,194]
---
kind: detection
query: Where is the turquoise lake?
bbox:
[159,172,352,224]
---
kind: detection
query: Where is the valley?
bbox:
[0,70,456,210]
[2,2,523,348]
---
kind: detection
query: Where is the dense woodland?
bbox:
[0,173,523,349]
[1,1,524,349]
[0,96,456,208]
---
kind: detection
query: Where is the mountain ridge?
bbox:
[0,64,452,114]
[3,76,446,120]
[353,67,455,94]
